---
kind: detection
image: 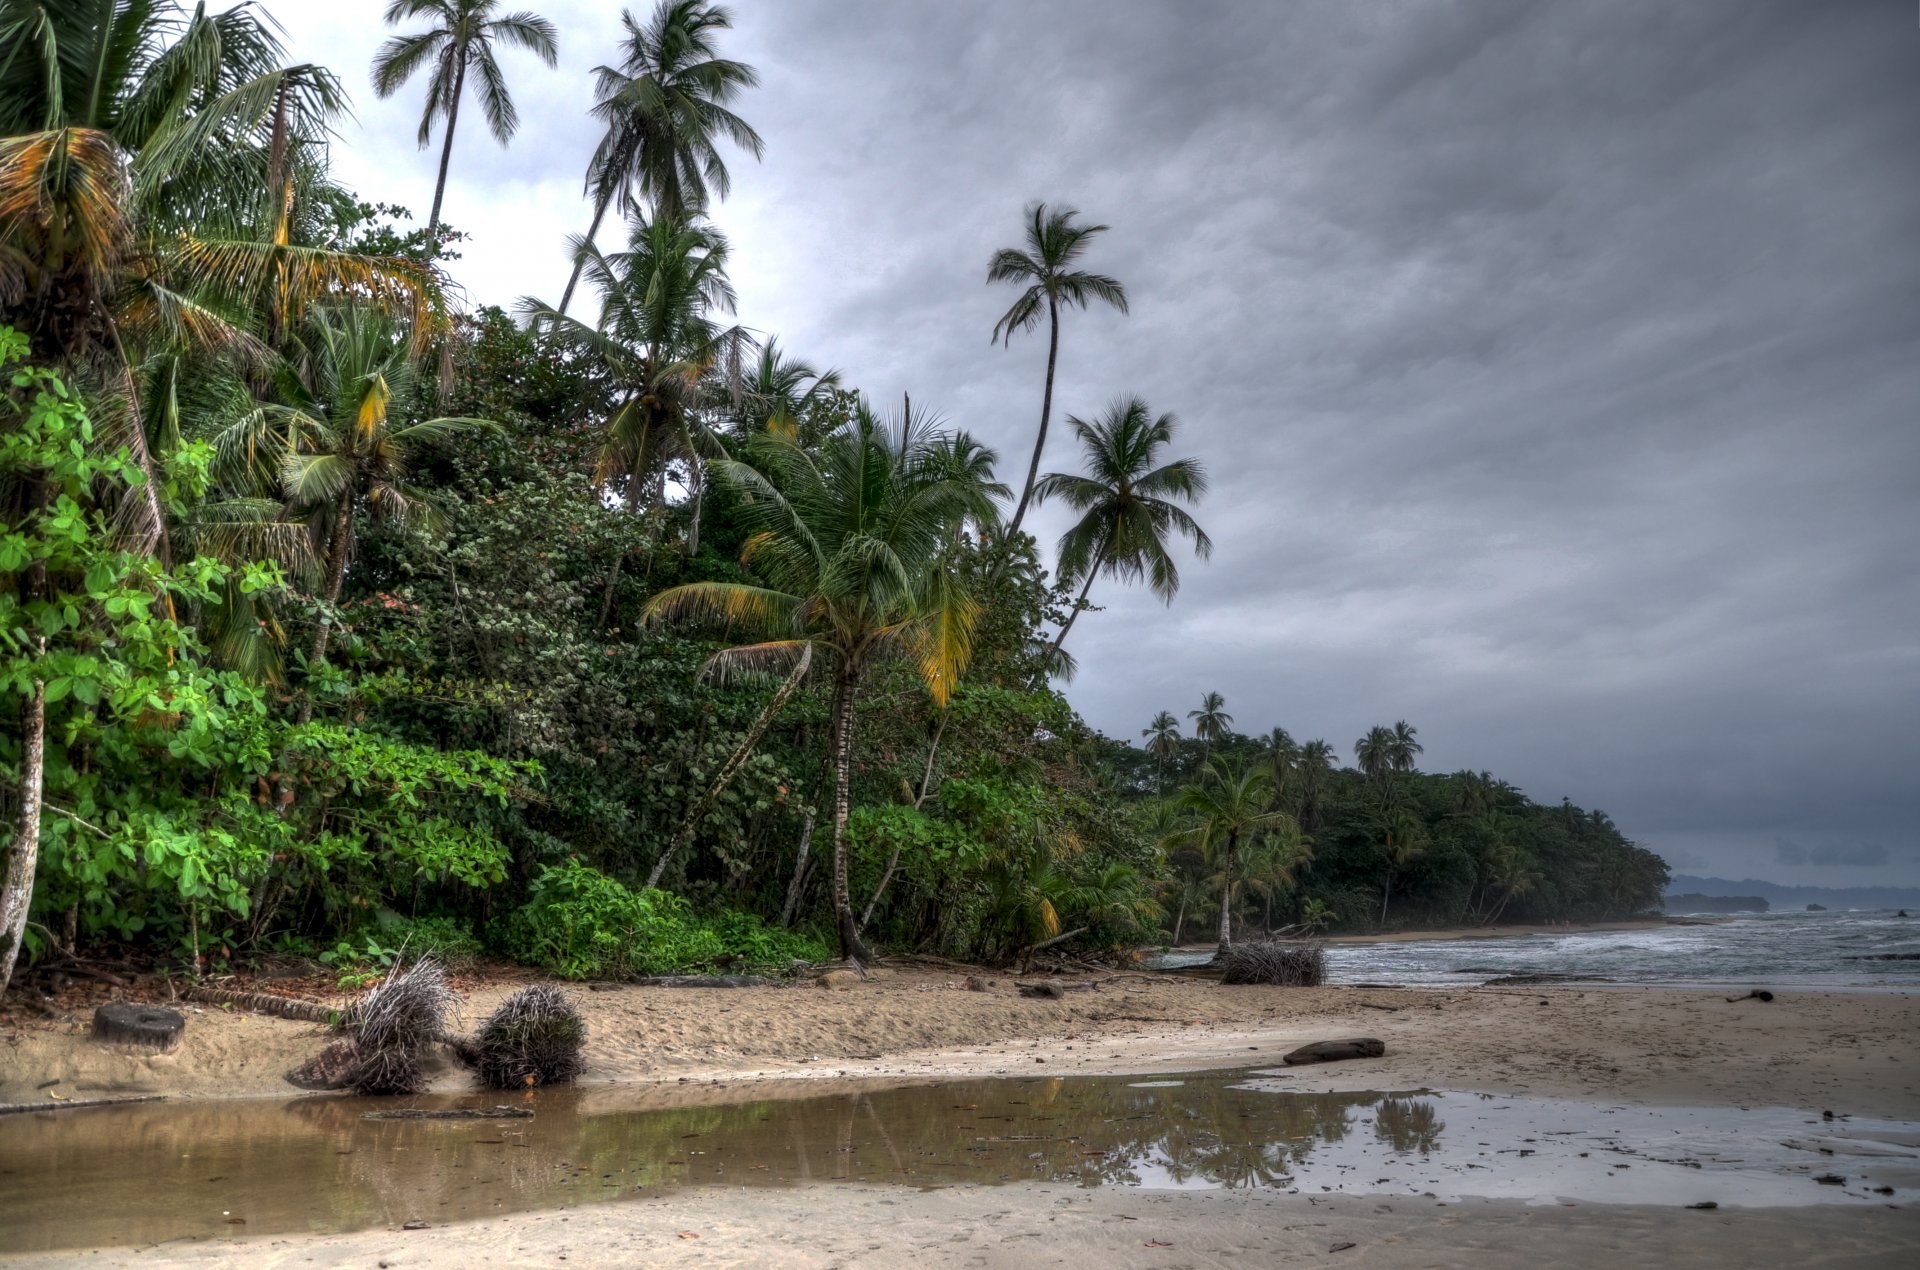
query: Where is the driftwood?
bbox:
[1282,1038,1386,1065]
[0,1094,167,1116]
[185,984,343,1024]
[1725,989,1776,1003]
[1219,941,1326,987]
[363,1106,533,1121]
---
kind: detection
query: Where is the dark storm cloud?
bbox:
[284,1,1920,885]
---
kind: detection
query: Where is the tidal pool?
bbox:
[1,1069,1912,1253]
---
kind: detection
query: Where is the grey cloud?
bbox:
[1775,839,1893,869]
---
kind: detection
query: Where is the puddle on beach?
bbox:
[1,1070,1913,1253]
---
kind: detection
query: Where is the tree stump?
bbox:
[91,1002,185,1053]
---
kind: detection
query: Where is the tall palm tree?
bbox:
[557,0,762,314]
[372,0,559,246]
[1389,719,1423,773]
[1032,395,1209,659]
[1376,809,1427,927]
[643,407,988,960]
[1142,710,1180,794]
[1354,725,1395,781]
[1171,760,1287,955]
[987,202,1128,539]
[216,306,491,706]
[1189,691,1232,750]
[1240,820,1312,935]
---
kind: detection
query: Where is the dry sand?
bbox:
[5,955,1917,1267]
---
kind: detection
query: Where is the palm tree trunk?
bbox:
[1048,552,1102,659]
[1004,294,1060,541]
[425,48,468,248]
[1379,872,1393,927]
[646,645,812,888]
[297,492,353,725]
[683,450,705,557]
[0,646,47,997]
[1170,893,1185,946]
[557,196,612,317]
[828,666,872,962]
[1216,830,1238,955]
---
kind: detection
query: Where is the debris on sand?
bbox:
[1219,942,1327,987]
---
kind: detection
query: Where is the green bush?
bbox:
[500,862,828,979]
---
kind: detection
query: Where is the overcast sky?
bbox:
[274,1,1920,888]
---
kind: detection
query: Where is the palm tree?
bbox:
[1172,760,1288,955]
[1266,727,1300,808]
[1354,725,1395,781]
[1241,821,1312,935]
[557,0,762,315]
[735,338,841,440]
[1296,739,1337,831]
[0,4,438,560]
[643,407,988,960]
[523,212,744,618]
[1389,719,1423,773]
[216,307,491,705]
[371,0,559,247]
[1376,809,1427,927]
[987,202,1128,539]
[1033,396,1210,660]
[1189,691,1233,751]
[1142,710,1180,794]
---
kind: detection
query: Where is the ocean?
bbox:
[1153,909,1920,989]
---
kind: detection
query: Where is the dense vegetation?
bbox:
[0,1,1664,994]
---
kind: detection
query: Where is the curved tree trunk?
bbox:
[0,649,47,997]
[647,644,812,889]
[1048,548,1103,661]
[557,196,612,317]
[828,665,872,962]
[425,48,467,248]
[1004,294,1060,541]
[1379,873,1394,927]
[857,712,947,932]
[779,802,818,929]
[1170,893,1185,946]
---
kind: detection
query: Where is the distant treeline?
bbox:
[1663,893,1769,914]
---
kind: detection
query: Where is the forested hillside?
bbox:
[0,2,1665,994]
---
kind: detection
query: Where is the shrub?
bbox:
[1219,941,1326,987]
[501,863,830,979]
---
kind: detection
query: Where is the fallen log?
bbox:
[185,985,343,1024]
[1282,1038,1386,1065]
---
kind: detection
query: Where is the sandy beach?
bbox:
[5,944,1918,1267]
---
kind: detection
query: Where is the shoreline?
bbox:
[1158,916,1686,955]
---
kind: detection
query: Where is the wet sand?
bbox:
[19,1185,1919,1268]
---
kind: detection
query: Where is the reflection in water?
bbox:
[1375,1098,1446,1155]
[0,1074,1408,1251]
[3,1070,1911,1254]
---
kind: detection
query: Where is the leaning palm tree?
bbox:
[372,0,559,246]
[557,0,762,314]
[643,407,988,960]
[1032,395,1209,660]
[1189,691,1233,749]
[216,307,491,707]
[1142,710,1180,794]
[1171,760,1287,955]
[987,202,1128,539]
